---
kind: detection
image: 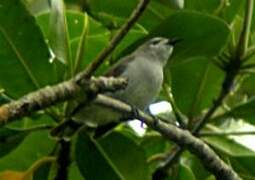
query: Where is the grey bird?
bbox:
[51,37,179,138]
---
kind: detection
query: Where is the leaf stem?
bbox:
[200,131,255,136]
[236,0,254,59]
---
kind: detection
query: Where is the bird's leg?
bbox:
[148,111,159,127]
[129,105,145,127]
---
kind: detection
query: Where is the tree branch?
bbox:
[0,78,240,178]
[75,0,150,80]
[94,95,241,180]
[0,77,127,126]
[54,140,71,180]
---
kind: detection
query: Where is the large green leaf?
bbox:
[0,0,56,98]
[182,152,211,180]
[49,0,71,67]
[70,35,109,73]
[230,156,255,177]
[0,130,54,171]
[75,132,123,180]
[185,0,219,13]
[184,0,243,23]
[220,0,244,23]
[203,136,255,157]
[75,132,149,180]
[151,11,230,62]
[87,0,173,30]
[37,11,110,74]
[170,57,224,118]
[240,75,255,96]
[204,136,255,177]
[177,164,196,180]
[0,128,29,158]
[213,97,255,125]
[99,132,149,180]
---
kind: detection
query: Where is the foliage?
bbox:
[0,0,255,179]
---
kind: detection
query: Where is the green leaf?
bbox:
[213,97,255,125]
[184,0,243,22]
[185,0,219,13]
[203,136,255,157]
[37,11,110,74]
[230,156,255,177]
[75,132,149,180]
[151,11,230,62]
[87,0,173,30]
[170,57,224,118]
[0,130,54,171]
[167,0,184,9]
[70,32,110,73]
[182,152,211,180]
[7,114,55,130]
[177,164,196,180]
[240,75,255,96]
[23,0,50,15]
[0,0,56,98]
[140,134,169,159]
[49,0,71,69]
[75,132,123,180]
[0,128,29,158]
[220,0,244,23]
[111,29,147,61]
[99,132,149,180]
[68,163,84,180]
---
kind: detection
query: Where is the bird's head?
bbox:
[137,37,180,66]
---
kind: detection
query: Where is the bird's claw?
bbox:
[148,111,159,127]
[130,105,145,127]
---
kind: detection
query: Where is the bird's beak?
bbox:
[167,38,183,46]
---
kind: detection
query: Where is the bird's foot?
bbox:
[148,111,159,127]
[129,105,145,127]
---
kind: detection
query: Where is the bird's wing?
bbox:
[104,54,135,77]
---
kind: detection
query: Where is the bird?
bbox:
[50,37,180,139]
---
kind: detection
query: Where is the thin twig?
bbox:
[75,0,150,80]
[162,84,187,128]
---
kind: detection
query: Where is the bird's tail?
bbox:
[50,119,83,140]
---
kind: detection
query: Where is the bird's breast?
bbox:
[112,60,163,109]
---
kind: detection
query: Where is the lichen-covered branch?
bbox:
[94,95,241,180]
[0,77,127,126]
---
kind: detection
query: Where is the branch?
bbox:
[75,0,150,80]
[0,77,127,126]
[94,95,241,180]
[153,65,238,178]
[54,140,71,180]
